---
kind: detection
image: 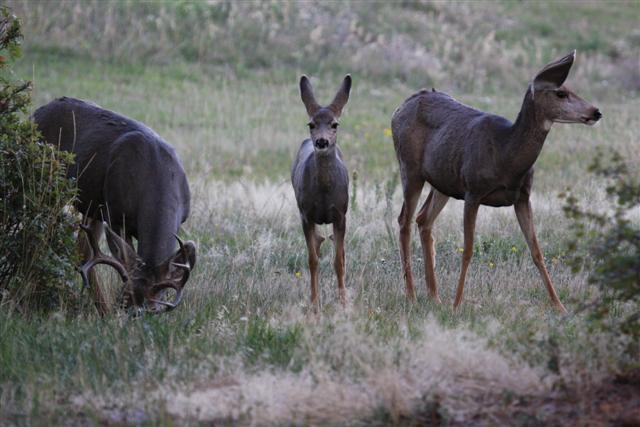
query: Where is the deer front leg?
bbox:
[398,182,424,301]
[514,199,567,313]
[453,200,480,309]
[332,218,347,306]
[78,218,109,315]
[302,220,321,311]
[416,189,449,303]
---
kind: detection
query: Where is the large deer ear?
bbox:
[533,50,576,91]
[300,75,320,117]
[328,74,352,117]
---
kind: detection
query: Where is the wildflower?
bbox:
[295,271,302,279]
[458,247,464,253]
[511,246,518,253]
[383,127,392,137]
[489,261,495,268]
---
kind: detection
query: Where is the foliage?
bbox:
[0,7,79,312]
[7,0,640,93]
[563,149,640,341]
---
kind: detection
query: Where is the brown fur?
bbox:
[391,51,601,311]
[292,75,352,309]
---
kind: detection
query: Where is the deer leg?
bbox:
[514,200,567,313]
[332,218,347,306]
[302,220,321,311]
[416,189,449,303]
[398,182,424,301]
[453,200,480,310]
[78,218,109,315]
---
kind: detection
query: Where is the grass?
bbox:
[2,1,640,425]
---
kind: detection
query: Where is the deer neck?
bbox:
[506,88,551,176]
[314,149,338,190]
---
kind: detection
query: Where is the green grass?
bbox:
[2,1,640,425]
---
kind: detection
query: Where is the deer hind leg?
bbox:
[514,199,567,313]
[332,218,347,306]
[416,189,449,303]
[302,220,321,311]
[398,181,425,301]
[78,218,109,315]
[453,199,480,310]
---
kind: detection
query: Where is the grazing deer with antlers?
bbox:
[392,51,601,312]
[292,75,351,309]
[33,97,196,314]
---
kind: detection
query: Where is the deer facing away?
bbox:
[292,75,351,309]
[33,97,196,314]
[391,51,601,312]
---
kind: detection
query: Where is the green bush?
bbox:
[0,8,80,313]
[562,149,640,342]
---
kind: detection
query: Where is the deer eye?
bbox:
[555,90,568,99]
[308,122,316,130]
[331,122,339,129]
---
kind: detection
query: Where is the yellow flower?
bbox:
[511,246,518,253]
[458,247,464,253]
[295,271,302,279]
[489,262,495,268]
[383,128,392,137]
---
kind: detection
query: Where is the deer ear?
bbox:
[328,74,352,117]
[104,225,138,270]
[533,50,576,90]
[300,75,320,117]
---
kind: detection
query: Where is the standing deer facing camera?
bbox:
[292,75,351,309]
[33,97,196,314]
[392,51,601,312]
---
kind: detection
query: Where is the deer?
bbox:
[292,75,351,309]
[33,97,196,314]
[391,51,601,313]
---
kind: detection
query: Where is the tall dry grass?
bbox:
[7,0,640,94]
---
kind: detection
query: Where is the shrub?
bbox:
[562,149,640,343]
[0,7,80,313]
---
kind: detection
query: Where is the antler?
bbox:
[79,223,129,289]
[146,235,192,312]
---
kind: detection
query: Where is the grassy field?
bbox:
[2,1,639,425]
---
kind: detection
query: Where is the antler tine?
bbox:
[147,281,184,312]
[173,234,191,287]
[80,223,97,258]
[79,223,129,284]
[142,235,192,313]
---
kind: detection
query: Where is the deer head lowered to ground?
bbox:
[391,50,601,312]
[291,75,351,309]
[33,97,196,314]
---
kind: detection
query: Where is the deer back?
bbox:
[33,97,191,269]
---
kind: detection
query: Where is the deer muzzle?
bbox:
[314,138,330,150]
[580,108,602,125]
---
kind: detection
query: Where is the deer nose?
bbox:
[314,138,329,149]
[593,109,602,120]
